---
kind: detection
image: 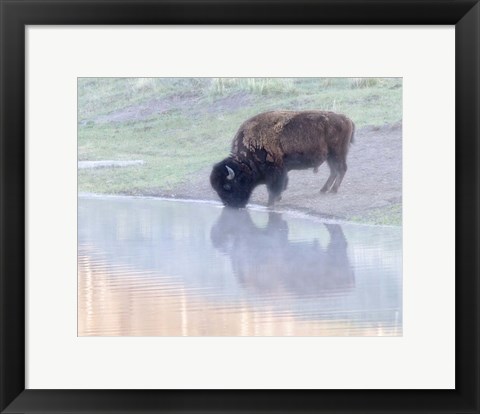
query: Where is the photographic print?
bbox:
[78,77,402,336]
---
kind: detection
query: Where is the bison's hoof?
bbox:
[313,167,319,173]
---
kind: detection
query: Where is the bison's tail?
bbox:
[350,121,355,145]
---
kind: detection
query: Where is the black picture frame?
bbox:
[1,1,479,413]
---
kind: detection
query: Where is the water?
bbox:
[78,196,402,336]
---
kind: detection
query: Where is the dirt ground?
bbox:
[145,122,402,223]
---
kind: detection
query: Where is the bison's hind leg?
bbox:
[320,157,338,193]
[321,156,347,193]
[330,159,347,193]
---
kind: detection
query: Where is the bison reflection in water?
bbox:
[210,110,355,208]
[211,208,355,297]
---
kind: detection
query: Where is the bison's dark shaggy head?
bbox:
[210,158,255,208]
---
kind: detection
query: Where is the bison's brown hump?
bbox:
[232,111,299,163]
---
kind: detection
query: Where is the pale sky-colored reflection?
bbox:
[78,196,402,336]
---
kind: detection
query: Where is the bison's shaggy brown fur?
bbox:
[210,110,355,208]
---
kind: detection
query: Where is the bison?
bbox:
[210,110,355,208]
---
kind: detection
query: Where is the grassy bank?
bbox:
[78,77,402,195]
[349,203,402,226]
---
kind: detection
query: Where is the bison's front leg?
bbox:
[266,169,288,207]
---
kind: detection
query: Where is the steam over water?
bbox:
[78,196,402,336]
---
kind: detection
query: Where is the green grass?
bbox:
[78,77,402,194]
[348,203,402,226]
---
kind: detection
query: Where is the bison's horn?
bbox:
[226,165,235,180]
